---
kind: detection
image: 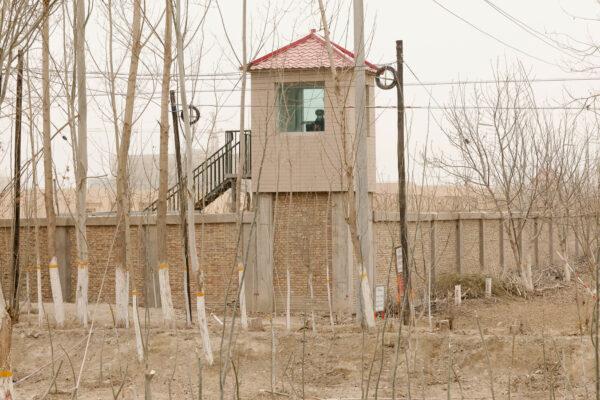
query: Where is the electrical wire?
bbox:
[480,0,582,62]
[432,0,559,67]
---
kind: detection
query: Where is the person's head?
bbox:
[315,109,324,117]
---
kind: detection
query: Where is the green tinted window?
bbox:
[277,83,325,132]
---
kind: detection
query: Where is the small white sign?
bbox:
[375,286,385,312]
[395,246,403,274]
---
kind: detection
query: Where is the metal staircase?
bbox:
[146,130,251,212]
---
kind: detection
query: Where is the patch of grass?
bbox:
[434,273,523,299]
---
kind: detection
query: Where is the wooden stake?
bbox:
[454,285,461,306]
[485,278,492,299]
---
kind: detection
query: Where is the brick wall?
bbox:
[272,192,332,313]
[0,209,591,314]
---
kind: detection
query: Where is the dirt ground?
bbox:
[12,281,598,399]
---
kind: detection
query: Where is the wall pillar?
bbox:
[242,219,257,311]
[549,217,555,265]
[499,217,505,272]
[142,224,160,308]
[430,217,437,292]
[254,193,274,312]
[55,226,71,302]
[478,217,485,272]
[331,193,353,314]
[455,215,463,274]
[533,218,540,267]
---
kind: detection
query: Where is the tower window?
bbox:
[277,82,325,133]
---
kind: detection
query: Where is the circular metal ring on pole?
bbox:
[180,104,200,125]
[375,65,397,90]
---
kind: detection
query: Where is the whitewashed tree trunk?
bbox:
[318,0,374,329]
[76,263,88,326]
[49,257,65,327]
[42,0,59,326]
[132,292,144,362]
[173,0,213,364]
[26,52,43,327]
[359,265,375,328]
[115,267,129,328]
[158,263,174,326]
[156,0,174,328]
[113,0,142,330]
[0,373,13,400]
[74,0,89,327]
[238,263,248,330]
[196,292,213,365]
[0,310,13,400]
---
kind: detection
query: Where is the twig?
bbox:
[40,360,63,400]
[475,314,496,400]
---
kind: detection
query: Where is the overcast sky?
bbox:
[3,0,600,188]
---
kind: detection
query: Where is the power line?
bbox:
[404,105,599,111]
[481,0,581,62]
[14,64,600,86]
[432,0,558,67]
[404,76,600,86]
[7,75,599,100]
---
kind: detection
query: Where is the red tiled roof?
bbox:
[248,29,378,72]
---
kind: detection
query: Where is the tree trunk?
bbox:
[42,0,64,327]
[157,0,175,327]
[173,0,213,364]
[236,0,249,332]
[115,0,143,328]
[74,0,89,327]
[318,0,374,327]
[0,311,14,400]
[27,76,43,324]
[132,290,144,362]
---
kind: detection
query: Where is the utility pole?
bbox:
[353,0,375,324]
[10,50,23,317]
[375,41,410,324]
[396,40,410,325]
[170,90,193,326]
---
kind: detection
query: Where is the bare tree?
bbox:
[25,56,44,328]
[42,0,66,327]
[435,65,552,291]
[115,0,144,328]
[0,1,53,106]
[157,0,175,326]
[172,0,213,364]
[73,0,90,327]
[236,0,249,331]
[317,0,375,327]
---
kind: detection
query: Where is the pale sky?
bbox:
[2,0,600,189]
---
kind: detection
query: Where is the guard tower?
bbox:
[246,29,378,313]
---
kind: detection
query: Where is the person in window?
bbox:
[314,109,325,131]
